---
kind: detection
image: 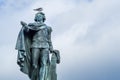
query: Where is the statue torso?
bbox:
[31,25,50,48]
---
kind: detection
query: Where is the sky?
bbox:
[0,0,120,80]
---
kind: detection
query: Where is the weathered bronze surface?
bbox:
[15,8,60,80]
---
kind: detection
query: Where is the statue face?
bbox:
[34,13,44,22]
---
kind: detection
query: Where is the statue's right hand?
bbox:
[20,21,27,26]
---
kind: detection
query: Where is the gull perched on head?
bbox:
[33,8,43,12]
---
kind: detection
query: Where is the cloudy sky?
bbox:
[0,0,120,80]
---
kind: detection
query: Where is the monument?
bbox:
[15,8,60,80]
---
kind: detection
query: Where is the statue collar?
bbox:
[39,24,46,29]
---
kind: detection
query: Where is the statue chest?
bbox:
[33,28,48,41]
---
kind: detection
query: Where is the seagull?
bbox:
[33,8,43,11]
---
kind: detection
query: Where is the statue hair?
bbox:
[34,12,46,22]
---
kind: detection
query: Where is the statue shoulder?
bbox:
[46,26,52,32]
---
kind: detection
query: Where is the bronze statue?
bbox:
[15,8,60,80]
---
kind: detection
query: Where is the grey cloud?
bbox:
[0,0,36,15]
[52,0,120,80]
[59,48,120,80]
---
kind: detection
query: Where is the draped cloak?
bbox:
[15,27,33,78]
[15,24,47,79]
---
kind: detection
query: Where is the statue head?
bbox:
[34,12,46,22]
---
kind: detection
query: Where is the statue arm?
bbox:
[20,21,30,32]
[28,23,40,27]
[28,23,35,26]
[21,21,37,31]
[48,27,53,52]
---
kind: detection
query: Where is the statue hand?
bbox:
[20,21,27,26]
[49,47,53,53]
